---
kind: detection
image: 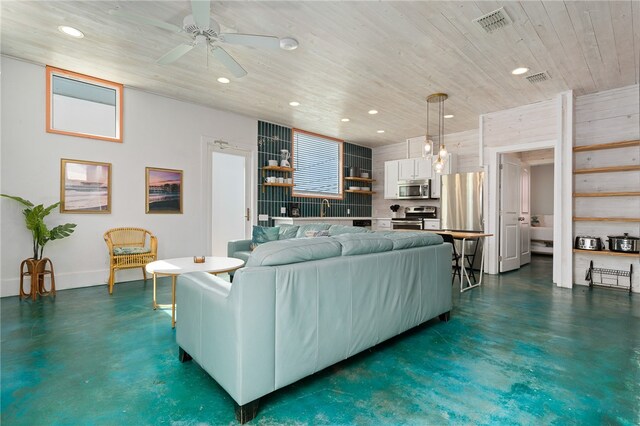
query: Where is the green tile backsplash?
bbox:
[258,121,372,225]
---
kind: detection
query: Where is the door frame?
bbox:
[201,136,257,255]
[482,91,573,289]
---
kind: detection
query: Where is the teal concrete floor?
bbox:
[2,255,639,425]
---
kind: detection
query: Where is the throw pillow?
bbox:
[278,224,299,240]
[251,226,280,250]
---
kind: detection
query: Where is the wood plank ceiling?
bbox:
[1,1,638,147]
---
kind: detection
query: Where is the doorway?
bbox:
[498,149,554,273]
[210,145,252,256]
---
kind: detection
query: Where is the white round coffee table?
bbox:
[146,256,245,328]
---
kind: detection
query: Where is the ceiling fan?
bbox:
[109,0,298,78]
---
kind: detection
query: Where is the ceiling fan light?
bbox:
[279,37,299,51]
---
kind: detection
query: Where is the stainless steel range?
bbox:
[391,206,439,230]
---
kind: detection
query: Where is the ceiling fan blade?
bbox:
[109,8,181,33]
[191,0,211,29]
[157,44,195,65]
[210,46,247,78]
[220,33,280,50]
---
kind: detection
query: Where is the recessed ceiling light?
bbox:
[217,77,230,84]
[377,130,385,134]
[341,118,350,122]
[368,110,378,115]
[58,25,84,38]
[444,114,454,118]
[511,67,529,75]
[279,37,299,51]
[289,101,300,107]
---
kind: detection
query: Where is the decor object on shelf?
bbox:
[1,194,76,299]
[194,256,206,263]
[60,159,112,213]
[426,93,448,173]
[104,227,157,294]
[280,149,290,167]
[146,167,183,214]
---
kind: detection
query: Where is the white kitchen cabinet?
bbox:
[430,153,456,199]
[384,160,399,199]
[414,158,431,179]
[398,158,431,181]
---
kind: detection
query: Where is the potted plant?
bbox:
[1,194,76,298]
[390,204,401,218]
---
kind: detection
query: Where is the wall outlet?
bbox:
[280,207,287,214]
[347,209,350,214]
[258,214,269,221]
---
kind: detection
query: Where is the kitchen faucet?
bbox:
[320,199,330,217]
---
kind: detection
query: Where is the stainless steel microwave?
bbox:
[397,180,431,199]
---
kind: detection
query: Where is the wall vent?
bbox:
[473,7,512,33]
[526,71,550,84]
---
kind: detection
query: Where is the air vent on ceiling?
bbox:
[473,7,512,33]
[526,71,550,84]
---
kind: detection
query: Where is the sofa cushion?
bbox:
[334,233,393,256]
[278,224,299,240]
[247,237,342,267]
[383,232,443,250]
[251,226,280,249]
[113,247,150,255]
[295,223,331,238]
[328,224,372,236]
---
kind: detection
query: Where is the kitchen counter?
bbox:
[273,217,372,221]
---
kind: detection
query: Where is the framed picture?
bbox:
[60,159,112,213]
[146,167,183,214]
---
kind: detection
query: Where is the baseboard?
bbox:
[0,268,147,297]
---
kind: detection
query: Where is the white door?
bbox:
[211,146,252,256]
[520,164,531,265]
[499,154,521,272]
[398,159,415,180]
[384,160,399,199]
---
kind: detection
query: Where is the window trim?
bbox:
[291,128,344,200]
[46,66,124,143]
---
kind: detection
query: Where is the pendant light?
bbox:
[426,93,448,173]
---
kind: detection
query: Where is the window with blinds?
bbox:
[292,129,344,199]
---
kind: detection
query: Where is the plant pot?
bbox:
[20,258,56,300]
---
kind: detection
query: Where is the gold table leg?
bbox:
[152,272,158,309]
[171,275,177,328]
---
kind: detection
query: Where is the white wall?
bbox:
[530,164,554,215]
[0,57,258,296]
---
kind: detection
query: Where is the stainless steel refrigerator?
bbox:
[441,172,484,269]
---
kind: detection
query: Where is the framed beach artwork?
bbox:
[145,167,183,214]
[60,159,112,213]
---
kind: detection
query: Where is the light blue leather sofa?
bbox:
[176,231,452,423]
[226,223,371,263]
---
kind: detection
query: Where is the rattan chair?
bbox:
[104,227,157,294]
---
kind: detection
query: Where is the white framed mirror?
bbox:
[46,66,123,142]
